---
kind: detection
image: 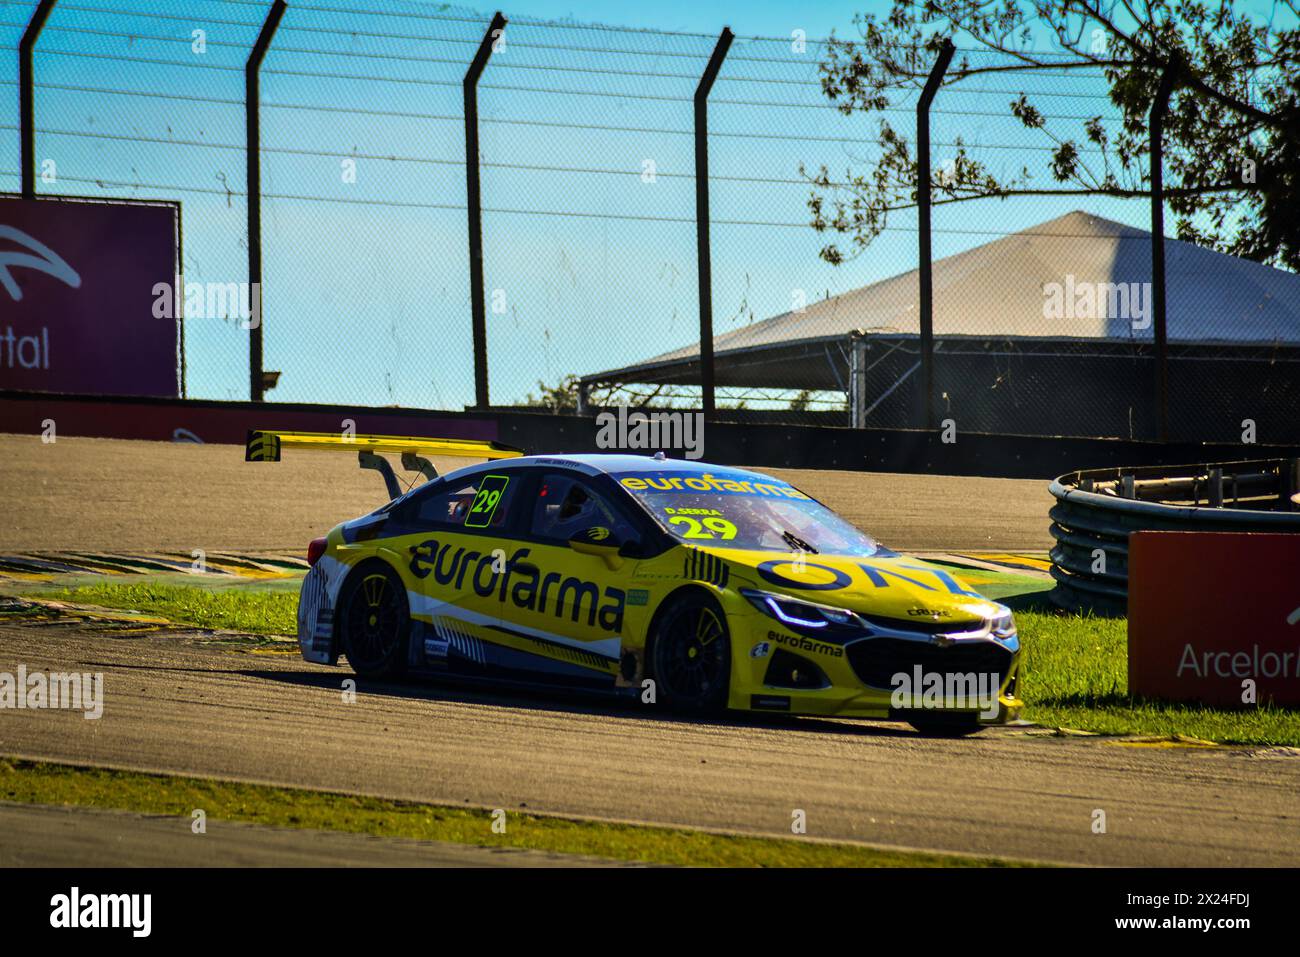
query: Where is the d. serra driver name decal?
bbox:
[464,474,510,528]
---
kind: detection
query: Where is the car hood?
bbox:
[707,547,1002,626]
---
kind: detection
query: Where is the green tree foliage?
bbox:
[805,1,1299,269]
[521,374,580,412]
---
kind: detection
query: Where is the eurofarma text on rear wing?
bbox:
[244,429,523,499]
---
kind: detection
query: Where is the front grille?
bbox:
[860,614,985,635]
[846,636,1013,690]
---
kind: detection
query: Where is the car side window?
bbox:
[411,471,517,530]
[529,473,636,544]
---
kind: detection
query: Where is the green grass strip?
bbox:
[0,757,1013,868]
[28,582,297,636]
[1017,609,1300,746]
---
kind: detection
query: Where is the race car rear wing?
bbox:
[245,430,523,500]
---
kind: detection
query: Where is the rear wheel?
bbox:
[340,564,409,679]
[649,592,731,712]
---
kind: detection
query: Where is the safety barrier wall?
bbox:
[6,391,1300,482]
[1048,459,1300,613]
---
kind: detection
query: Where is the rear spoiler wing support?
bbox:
[401,452,438,484]
[359,451,401,500]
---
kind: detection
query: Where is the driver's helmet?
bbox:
[558,485,592,521]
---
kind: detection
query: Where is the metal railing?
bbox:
[1048,458,1300,613]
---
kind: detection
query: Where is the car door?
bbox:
[490,469,642,684]
[386,465,525,670]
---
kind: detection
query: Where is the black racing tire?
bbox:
[339,562,410,680]
[648,591,731,713]
[905,711,985,738]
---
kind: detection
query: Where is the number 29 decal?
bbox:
[464,474,510,528]
[668,515,737,540]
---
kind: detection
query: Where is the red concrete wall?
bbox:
[0,392,495,446]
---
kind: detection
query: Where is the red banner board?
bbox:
[0,195,182,397]
[1129,531,1300,707]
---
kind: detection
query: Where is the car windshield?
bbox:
[614,470,888,556]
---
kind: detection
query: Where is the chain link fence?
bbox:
[3,0,1295,444]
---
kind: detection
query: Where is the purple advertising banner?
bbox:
[0,195,182,397]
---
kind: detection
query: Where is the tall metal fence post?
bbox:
[848,333,867,428]
[916,38,955,431]
[465,12,507,411]
[245,0,287,402]
[1149,63,1178,442]
[694,27,733,420]
[19,0,57,199]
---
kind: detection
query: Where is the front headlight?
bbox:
[989,604,1017,640]
[740,588,868,638]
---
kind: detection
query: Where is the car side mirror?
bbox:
[569,527,624,570]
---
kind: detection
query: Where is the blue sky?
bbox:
[0,0,1287,408]
[494,0,896,35]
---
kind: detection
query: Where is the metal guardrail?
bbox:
[1048,458,1300,614]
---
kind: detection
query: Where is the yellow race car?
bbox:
[248,431,1022,735]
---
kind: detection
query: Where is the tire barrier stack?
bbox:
[1048,458,1300,614]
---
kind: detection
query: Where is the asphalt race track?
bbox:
[0,434,1054,553]
[3,621,1298,867]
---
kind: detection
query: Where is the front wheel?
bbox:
[339,564,410,679]
[649,592,731,712]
